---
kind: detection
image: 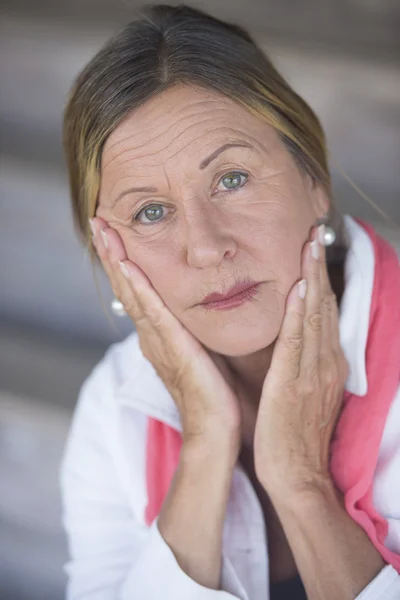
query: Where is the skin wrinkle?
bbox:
[102,100,231,170]
[101,92,272,173]
[109,129,261,175]
[108,143,269,217]
[103,96,241,150]
[103,140,252,205]
[111,143,254,210]
[101,107,270,175]
[97,84,329,396]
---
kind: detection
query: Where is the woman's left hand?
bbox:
[254,224,349,498]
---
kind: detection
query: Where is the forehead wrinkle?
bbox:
[103,115,210,172]
[102,99,220,166]
[104,131,264,205]
[162,163,172,195]
[104,117,254,179]
[185,128,257,160]
[153,120,236,166]
[107,130,250,184]
[102,102,243,172]
[112,134,257,201]
[139,96,232,133]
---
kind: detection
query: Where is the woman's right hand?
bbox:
[90,217,242,454]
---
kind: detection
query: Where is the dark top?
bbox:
[269,573,307,599]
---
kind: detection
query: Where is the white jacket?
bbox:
[59,215,400,599]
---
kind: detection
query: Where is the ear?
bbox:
[306,174,330,219]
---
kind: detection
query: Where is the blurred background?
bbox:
[0,1,399,598]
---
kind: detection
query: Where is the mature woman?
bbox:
[59,4,400,599]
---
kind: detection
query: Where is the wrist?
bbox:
[267,474,340,514]
[182,433,240,471]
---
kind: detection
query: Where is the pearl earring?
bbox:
[322,224,336,246]
[111,298,126,317]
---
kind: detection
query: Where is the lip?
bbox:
[200,280,261,307]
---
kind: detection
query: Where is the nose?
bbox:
[182,203,237,269]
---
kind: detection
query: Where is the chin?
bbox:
[179,283,285,356]
[191,318,280,357]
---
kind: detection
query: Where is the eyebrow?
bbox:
[111,141,253,208]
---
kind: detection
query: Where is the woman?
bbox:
[59,4,400,599]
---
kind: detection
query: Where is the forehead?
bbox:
[101,84,277,171]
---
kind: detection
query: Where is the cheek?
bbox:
[245,212,303,264]
[123,234,182,302]
[273,237,304,282]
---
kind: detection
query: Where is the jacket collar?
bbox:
[118,354,182,430]
[118,214,373,426]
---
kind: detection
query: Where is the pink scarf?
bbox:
[144,218,400,572]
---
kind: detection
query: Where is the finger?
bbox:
[318,226,332,296]
[117,259,164,317]
[318,229,335,360]
[318,226,342,356]
[91,222,125,300]
[118,259,189,350]
[91,218,118,288]
[100,226,148,320]
[90,218,115,275]
[299,230,322,374]
[317,232,346,425]
[91,218,143,321]
[90,216,108,259]
[269,279,306,384]
[95,225,173,329]
[91,219,188,357]
[330,296,342,360]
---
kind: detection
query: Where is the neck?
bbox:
[224,343,275,451]
[225,342,276,407]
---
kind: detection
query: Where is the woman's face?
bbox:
[97,84,329,356]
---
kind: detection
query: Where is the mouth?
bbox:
[200,281,262,310]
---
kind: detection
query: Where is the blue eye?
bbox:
[217,171,248,191]
[134,205,166,225]
[133,171,248,226]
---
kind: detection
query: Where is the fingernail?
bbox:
[100,229,108,249]
[89,218,96,238]
[310,239,319,260]
[119,261,129,278]
[297,279,307,299]
[318,224,326,246]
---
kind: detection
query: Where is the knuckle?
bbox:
[121,296,137,317]
[283,333,303,353]
[124,295,165,328]
[285,381,300,400]
[144,304,171,335]
[299,378,315,397]
[306,311,323,331]
[132,310,145,327]
[323,366,340,388]
[320,294,332,314]
[144,307,163,329]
